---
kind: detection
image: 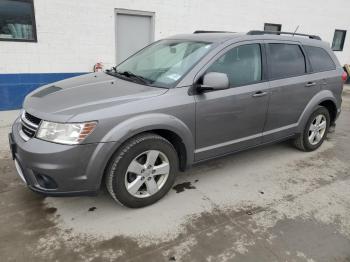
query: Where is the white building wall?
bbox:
[0,0,349,74]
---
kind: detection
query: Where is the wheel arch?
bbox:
[151,129,188,171]
[100,113,194,181]
[297,90,338,133]
[319,100,337,125]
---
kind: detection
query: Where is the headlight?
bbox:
[36,121,97,145]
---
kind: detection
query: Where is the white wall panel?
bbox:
[0,0,349,73]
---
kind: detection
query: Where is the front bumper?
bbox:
[9,118,118,196]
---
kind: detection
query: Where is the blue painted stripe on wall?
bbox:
[0,72,88,110]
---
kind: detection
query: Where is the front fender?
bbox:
[101,113,195,166]
[297,90,338,133]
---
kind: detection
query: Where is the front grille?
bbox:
[20,111,41,141]
[25,112,41,125]
[22,125,36,137]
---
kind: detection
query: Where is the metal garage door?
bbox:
[116,9,154,63]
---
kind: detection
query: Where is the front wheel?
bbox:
[105,133,178,208]
[293,106,330,152]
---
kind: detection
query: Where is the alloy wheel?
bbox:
[124,150,170,198]
[308,114,327,145]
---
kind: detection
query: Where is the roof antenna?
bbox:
[293,25,300,36]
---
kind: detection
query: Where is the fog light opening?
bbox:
[35,174,58,190]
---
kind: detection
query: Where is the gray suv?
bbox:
[9,31,346,208]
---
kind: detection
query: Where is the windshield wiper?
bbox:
[119,71,153,85]
[106,67,152,85]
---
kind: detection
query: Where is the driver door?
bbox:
[194,42,269,161]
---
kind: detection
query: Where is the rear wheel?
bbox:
[105,133,178,208]
[293,106,330,151]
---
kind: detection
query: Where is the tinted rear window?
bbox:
[268,44,306,79]
[304,46,336,72]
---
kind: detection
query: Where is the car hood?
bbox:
[23,72,168,122]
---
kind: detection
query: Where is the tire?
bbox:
[293,106,330,152]
[105,133,178,208]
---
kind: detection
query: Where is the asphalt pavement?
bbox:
[1,86,350,262]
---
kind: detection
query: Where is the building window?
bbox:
[332,29,346,51]
[0,0,37,42]
[264,23,282,32]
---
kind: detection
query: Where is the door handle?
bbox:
[252,91,267,97]
[305,82,316,87]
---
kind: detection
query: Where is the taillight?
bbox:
[342,71,348,82]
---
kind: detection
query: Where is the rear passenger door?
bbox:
[303,45,338,93]
[263,41,320,142]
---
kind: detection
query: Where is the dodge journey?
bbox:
[9,30,346,208]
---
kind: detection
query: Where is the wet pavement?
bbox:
[1,86,350,262]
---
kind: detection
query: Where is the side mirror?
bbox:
[199,72,229,92]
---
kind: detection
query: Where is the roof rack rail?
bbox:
[193,30,233,34]
[247,30,322,40]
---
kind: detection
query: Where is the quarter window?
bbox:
[206,44,262,87]
[304,46,335,72]
[0,0,37,42]
[268,44,306,79]
[332,30,347,51]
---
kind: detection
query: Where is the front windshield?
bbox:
[115,40,213,88]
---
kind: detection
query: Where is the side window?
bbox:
[264,23,282,33]
[0,0,37,42]
[332,30,347,51]
[268,44,306,79]
[304,46,336,72]
[207,44,262,87]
